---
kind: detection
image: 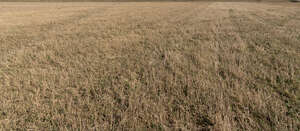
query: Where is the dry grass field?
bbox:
[0,2,299,130]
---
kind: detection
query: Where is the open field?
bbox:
[0,2,300,130]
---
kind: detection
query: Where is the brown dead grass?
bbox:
[0,2,299,130]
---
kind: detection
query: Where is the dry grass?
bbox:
[0,2,299,130]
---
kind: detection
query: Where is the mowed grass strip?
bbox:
[0,2,299,130]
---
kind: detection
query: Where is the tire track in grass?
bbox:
[246,3,300,38]
[227,4,299,130]
[193,3,300,130]
[201,3,253,130]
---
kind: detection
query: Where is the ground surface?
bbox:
[0,2,299,130]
